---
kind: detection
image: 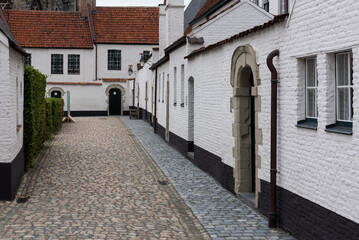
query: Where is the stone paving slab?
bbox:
[0,117,210,239]
[122,117,295,240]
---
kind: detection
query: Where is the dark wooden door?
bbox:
[51,91,61,98]
[109,88,121,115]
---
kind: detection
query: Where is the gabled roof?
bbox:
[189,0,232,26]
[0,12,26,55]
[93,7,159,45]
[3,9,93,49]
[185,14,288,59]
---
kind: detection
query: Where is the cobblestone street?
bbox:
[0,117,294,239]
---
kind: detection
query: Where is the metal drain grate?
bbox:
[16,197,29,204]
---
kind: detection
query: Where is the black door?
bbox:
[51,91,61,98]
[109,88,122,115]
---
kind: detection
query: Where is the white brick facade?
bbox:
[136,0,359,227]
[0,32,24,164]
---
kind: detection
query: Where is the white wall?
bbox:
[189,1,272,47]
[186,0,359,224]
[0,32,24,163]
[97,44,156,79]
[26,48,95,82]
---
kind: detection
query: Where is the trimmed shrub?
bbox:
[24,66,64,169]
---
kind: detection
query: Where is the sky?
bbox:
[97,0,192,7]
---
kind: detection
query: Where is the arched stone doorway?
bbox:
[231,45,262,205]
[105,84,126,116]
[48,87,65,99]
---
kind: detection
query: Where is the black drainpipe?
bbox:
[154,68,158,134]
[266,49,279,228]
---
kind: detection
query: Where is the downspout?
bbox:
[95,43,98,80]
[154,68,158,133]
[133,78,136,107]
[266,49,279,228]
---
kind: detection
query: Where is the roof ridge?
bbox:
[96,6,159,9]
[2,9,80,14]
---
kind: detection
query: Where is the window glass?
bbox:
[108,50,121,70]
[51,54,63,74]
[68,54,80,74]
[306,58,317,118]
[263,0,269,12]
[336,52,353,122]
[24,54,31,66]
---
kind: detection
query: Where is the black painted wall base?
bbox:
[193,145,235,193]
[169,132,192,156]
[63,111,107,117]
[0,147,24,201]
[258,180,359,240]
[156,122,166,141]
[140,108,152,125]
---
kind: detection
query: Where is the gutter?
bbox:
[266,49,279,229]
[154,68,158,133]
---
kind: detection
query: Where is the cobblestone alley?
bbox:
[0,117,294,239]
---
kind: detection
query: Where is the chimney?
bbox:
[165,0,185,48]
[158,3,166,58]
[79,0,96,18]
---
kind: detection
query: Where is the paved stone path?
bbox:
[122,117,295,240]
[0,117,210,239]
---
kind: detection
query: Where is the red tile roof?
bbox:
[3,10,93,49]
[47,82,102,85]
[102,78,127,82]
[93,7,159,45]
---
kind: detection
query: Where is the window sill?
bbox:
[325,124,352,135]
[68,73,80,75]
[296,120,317,130]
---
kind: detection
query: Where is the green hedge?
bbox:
[24,66,64,168]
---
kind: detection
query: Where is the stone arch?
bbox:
[231,45,262,206]
[105,84,126,116]
[47,87,65,98]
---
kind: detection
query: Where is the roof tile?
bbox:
[3,9,93,49]
[93,7,159,44]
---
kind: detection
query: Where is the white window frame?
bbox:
[305,58,318,119]
[335,52,353,123]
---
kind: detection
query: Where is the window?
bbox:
[158,73,161,102]
[181,64,184,106]
[51,54,63,74]
[108,50,121,70]
[336,52,353,123]
[279,0,288,14]
[24,54,31,66]
[306,58,318,119]
[173,67,177,105]
[143,51,150,61]
[68,54,80,74]
[162,72,165,102]
[263,0,269,12]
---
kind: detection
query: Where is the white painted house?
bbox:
[4,1,159,116]
[136,0,359,239]
[0,16,27,200]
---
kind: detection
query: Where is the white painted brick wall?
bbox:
[0,32,24,163]
[187,0,359,224]
[137,0,359,225]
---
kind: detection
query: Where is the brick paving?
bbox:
[122,117,295,240]
[0,117,210,239]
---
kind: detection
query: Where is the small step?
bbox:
[237,192,255,209]
[187,152,194,160]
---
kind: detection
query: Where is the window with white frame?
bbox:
[68,54,80,74]
[279,0,288,14]
[51,54,63,74]
[24,54,31,66]
[174,67,177,105]
[336,52,353,123]
[162,73,165,102]
[305,58,318,119]
[181,64,184,106]
[158,73,161,102]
